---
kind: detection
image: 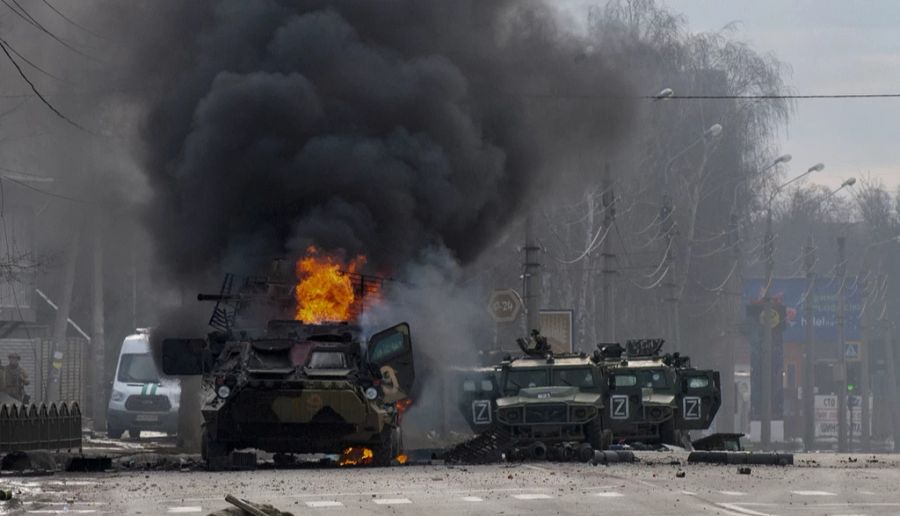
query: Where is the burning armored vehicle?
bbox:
[160,257,414,468]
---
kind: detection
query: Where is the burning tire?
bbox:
[371,426,402,467]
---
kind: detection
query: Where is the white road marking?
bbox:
[593,492,624,498]
[22,502,108,506]
[717,503,775,516]
[859,490,876,495]
[449,487,546,494]
[462,497,483,502]
[512,493,554,500]
[26,512,98,515]
[792,490,837,496]
[681,490,698,495]
[306,501,344,508]
[718,490,747,496]
[167,508,202,514]
[373,498,412,505]
[522,464,553,473]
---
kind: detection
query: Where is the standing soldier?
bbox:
[5,353,29,402]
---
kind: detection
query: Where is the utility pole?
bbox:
[860,269,871,452]
[47,228,81,403]
[883,318,900,452]
[92,211,107,431]
[600,164,616,343]
[523,215,541,335]
[803,235,816,451]
[660,194,678,352]
[719,213,742,433]
[760,210,775,448]
[836,235,848,452]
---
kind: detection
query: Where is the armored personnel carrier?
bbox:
[451,332,610,462]
[597,339,720,447]
[160,266,413,468]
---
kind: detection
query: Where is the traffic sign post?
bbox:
[487,289,522,323]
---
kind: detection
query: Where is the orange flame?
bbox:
[396,398,413,415]
[294,246,366,324]
[395,454,408,465]
[396,398,413,424]
[339,446,374,466]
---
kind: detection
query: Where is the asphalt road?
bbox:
[5,452,900,515]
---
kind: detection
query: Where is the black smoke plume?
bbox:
[108,0,634,278]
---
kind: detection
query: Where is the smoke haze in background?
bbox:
[101,0,635,281]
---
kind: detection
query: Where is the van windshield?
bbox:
[118,354,160,383]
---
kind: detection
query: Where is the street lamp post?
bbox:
[660,123,723,354]
[823,177,856,453]
[851,232,898,452]
[759,163,826,448]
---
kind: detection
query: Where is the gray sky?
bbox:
[567,0,900,192]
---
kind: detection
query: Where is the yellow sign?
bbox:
[758,307,780,329]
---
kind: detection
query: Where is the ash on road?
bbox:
[5,452,900,515]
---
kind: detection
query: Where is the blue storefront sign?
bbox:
[743,277,862,344]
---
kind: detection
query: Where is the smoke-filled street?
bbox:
[1,0,900,514]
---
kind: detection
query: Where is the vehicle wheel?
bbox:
[371,427,401,467]
[201,427,229,470]
[107,426,124,439]
[586,417,608,450]
[658,418,680,446]
[601,429,613,450]
[128,429,141,440]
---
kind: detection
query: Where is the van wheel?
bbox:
[107,426,124,439]
[129,429,141,440]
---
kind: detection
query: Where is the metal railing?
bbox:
[0,402,81,452]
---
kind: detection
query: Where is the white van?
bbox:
[107,330,180,438]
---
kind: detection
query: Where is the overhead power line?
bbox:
[0,40,94,133]
[1,174,99,206]
[644,93,900,100]
[2,39,71,83]
[1,0,98,61]
[40,0,110,41]
[516,91,900,101]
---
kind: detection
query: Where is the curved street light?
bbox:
[774,162,825,195]
[663,122,724,182]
